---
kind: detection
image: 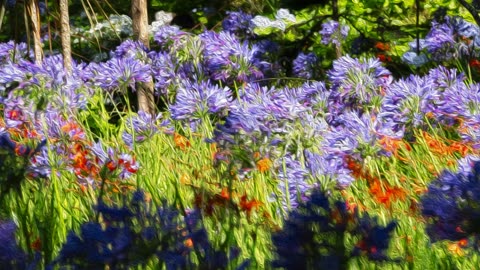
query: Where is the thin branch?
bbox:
[60,0,72,74]
[458,0,480,26]
[416,0,420,55]
[0,0,5,32]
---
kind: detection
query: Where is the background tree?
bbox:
[132,0,155,115]
[59,0,72,74]
[26,0,42,65]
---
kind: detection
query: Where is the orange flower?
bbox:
[469,59,480,70]
[220,187,230,200]
[184,238,194,248]
[378,136,411,162]
[239,195,261,215]
[422,131,449,155]
[256,157,272,173]
[174,133,190,150]
[180,173,191,184]
[449,141,470,157]
[448,242,465,256]
[61,121,84,140]
[31,237,42,251]
[369,178,406,208]
[376,53,391,62]
[73,151,88,170]
[375,42,390,51]
[210,143,217,160]
[344,155,362,178]
[458,238,468,247]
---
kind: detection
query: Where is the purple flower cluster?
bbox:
[304,150,355,188]
[148,51,176,97]
[272,189,397,269]
[0,220,28,267]
[403,16,480,65]
[222,11,255,39]
[328,55,392,113]
[51,190,248,269]
[112,39,149,59]
[153,25,188,50]
[200,31,264,83]
[319,20,349,46]
[292,52,320,80]
[122,111,170,148]
[378,75,439,138]
[0,41,32,63]
[421,160,480,246]
[85,56,151,92]
[424,19,455,60]
[169,80,233,128]
[275,155,310,210]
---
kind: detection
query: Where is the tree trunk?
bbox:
[59,0,72,74]
[131,0,155,115]
[27,0,42,65]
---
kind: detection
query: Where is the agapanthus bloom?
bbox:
[51,190,247,269]
[0,220,27,267]
[40,54,68,87]
[340,111,382,158]
[424,19,455,60]
[222,11,255,39]
[403,16,480,65]
[319,20,349,46]
[0,59,40,92]
[148,51,176,97]
[250,40,280,77]
[304,150,355,188]
[86,56,151,92]
[169,80,233,125]
[153,25,188,50]
[421,160,480,246]
[240,83,307,124]
[122,111,168,147]
[2,93,30,129]
[0,41,32,63]
[328,55,392,112]
[431,68,478,125]
[292,52,320,80]
[275,155,310,210]
[200,30,264,83]
[378,75,440,138]
[272,189,397,269]
[113,39,149,59]
[89,141,139,180]
[28,146,52,178]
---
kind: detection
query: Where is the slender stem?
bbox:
[95,176,107,222]
[416,0,420,55]
[458,0,480,27]
[0,0,6,32]
[332,0,339,20]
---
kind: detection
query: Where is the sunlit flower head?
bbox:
[319,20,349,46]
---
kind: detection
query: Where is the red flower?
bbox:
[239,195,261,215]
[375,42,390,51]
